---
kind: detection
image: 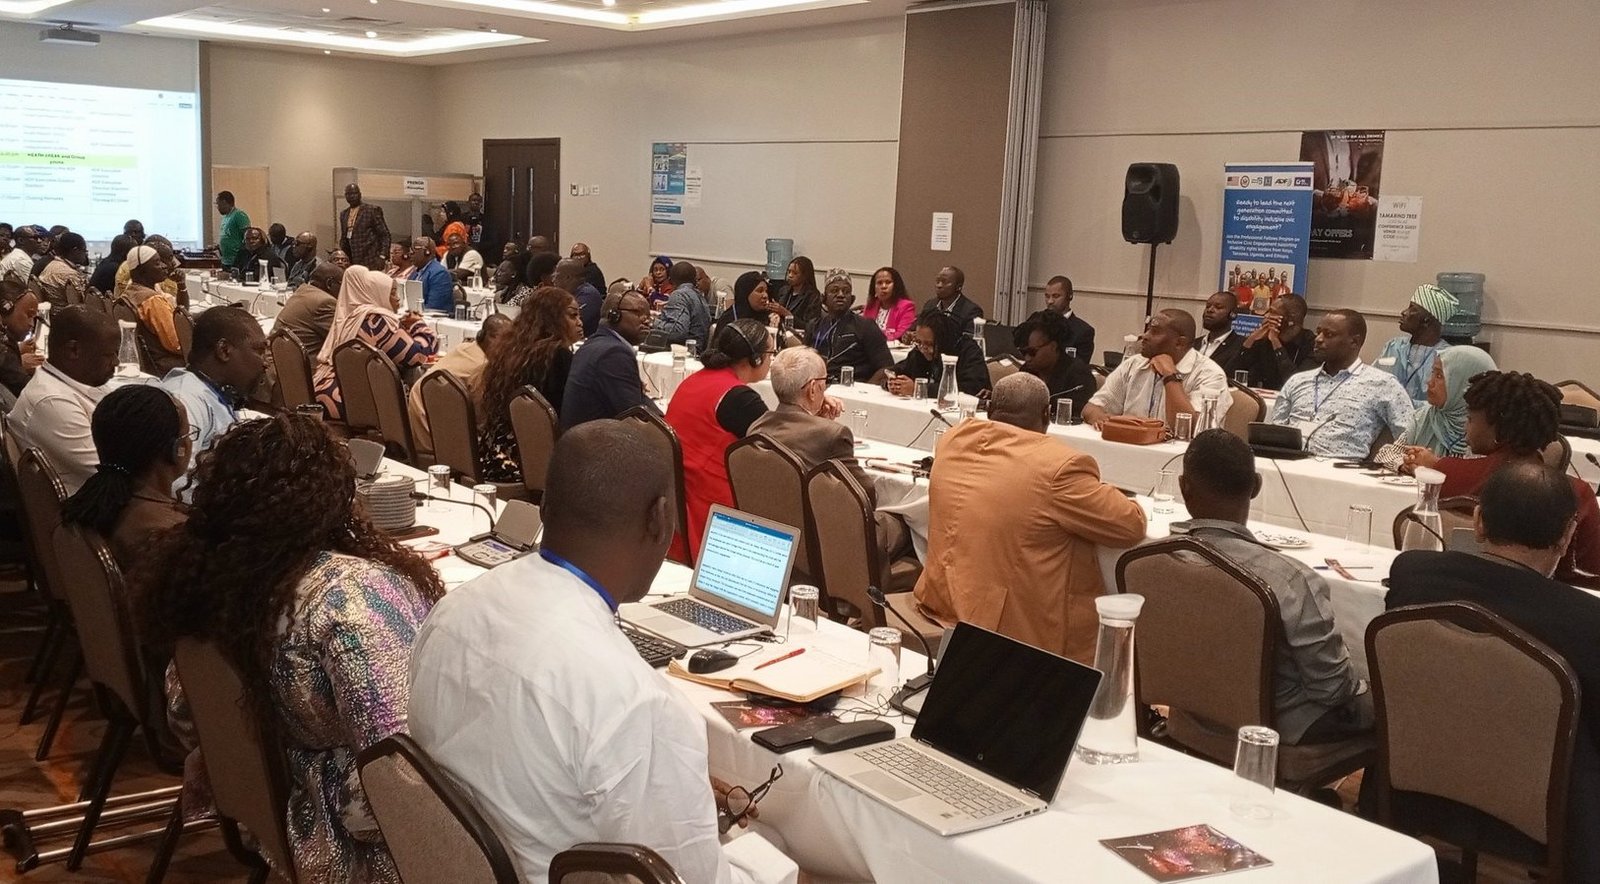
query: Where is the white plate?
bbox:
[1380,475,1417,487]
[1257,532,1311,549]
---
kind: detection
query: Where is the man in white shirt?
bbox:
[1,226,42,284]
[9,306,120,493]
[1082,308,1231,430]
[409,421,798,884]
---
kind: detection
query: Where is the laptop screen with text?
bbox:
[912,623,1102,801]
[691,507,797,621]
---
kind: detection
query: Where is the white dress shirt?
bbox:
[9,363,116,493]
[1195,329,1235,361]
[1088,347,1231,424]
[0,249,34,284]
[408,554,797,884]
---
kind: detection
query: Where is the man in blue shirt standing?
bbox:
[1375,283,1456,404]
[160,306,269,489]
[408,235,455,313]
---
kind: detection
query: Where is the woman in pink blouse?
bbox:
[861,265,917,343]
[312,266,437,421]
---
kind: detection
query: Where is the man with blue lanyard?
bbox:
[1375,283,1456,405]
[1270,308,1413,460]
[160,306,268,487]
[407,235,456,313]
[561,289,663,429]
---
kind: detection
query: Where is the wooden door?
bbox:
[482,139,560,261]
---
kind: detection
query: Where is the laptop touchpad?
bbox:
[855,770,921,802]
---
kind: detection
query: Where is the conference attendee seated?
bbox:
[915,373,1146,664]
[0,282,42,402]
[266,223,294,263]
[860,266,916,343]
[407,236,455,313]
[1194,290,1246,374]
[918,265,984,338]
[570,241,605,292]
[521,249,560,296]
[1013,310,1096,416]
[89,235,134,294]
[1404,370,1600,578]
[716,271,776,332]
[10,306,117,493]
[123,219,146,245]
[774,256,822,332]
[36,231,88,308]
[488,259,527,306]
[137,414,444,883]
[1178,430,1372,744]
[1386,462,1600,880]
[409,422,799,882]
[410,314,510,458]
[476,287,582,482]
[384,243,410,281]
[327,249,352,270]
[1232,293,1317,389]
[273,262,344,356]
[1043,275,1095,359]
[228,226,285,283]
[1081,308,1231,431]
[312,266,437,422]
[885,311,988,399]
[658,260,711,347]
[284,231,320,287]
[1269,309,1413,460]
[1396,345,1496,458]
[561,289,660,429]
[116,236,186,302]
[442,231,483,285]
[641,255,675,308]
[1,225,42,284]
[806,268,893,384]
[553,255,604,337]
[119,243,186,375]
[60,385,190,569]
[160,306,268,476]
[1377,283,1457,404]
[664,319,772,557]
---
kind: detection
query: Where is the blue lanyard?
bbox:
[1400,344,1430,387]
[539,549,617,612]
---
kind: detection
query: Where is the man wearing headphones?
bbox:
[159,306,269,480]
[562,289,661,429]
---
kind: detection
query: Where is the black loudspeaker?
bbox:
[1121,163,1180,244]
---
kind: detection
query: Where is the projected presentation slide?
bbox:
[0,78,202,248]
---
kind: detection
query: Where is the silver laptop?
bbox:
[401,278,424,314]
[812,622,1102,836]
[621,505,798,648]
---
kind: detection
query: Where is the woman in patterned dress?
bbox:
[312,265,436,421]
[135,413,445,882]
[474,285,582,482]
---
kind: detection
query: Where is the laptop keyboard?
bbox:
[859,742,1024,818]
[622,625,682,668]
[655,597,752,635]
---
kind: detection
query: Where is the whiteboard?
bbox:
[647,140,897,274]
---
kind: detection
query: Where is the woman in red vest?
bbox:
[664,319,774,559]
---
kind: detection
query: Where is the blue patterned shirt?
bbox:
[1270,360,1415,459]
[1375,335,1450,404]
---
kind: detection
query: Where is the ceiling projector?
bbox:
[39,25,100,47]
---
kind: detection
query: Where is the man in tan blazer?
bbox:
[271,262,343,356]
[915,372,1147,665]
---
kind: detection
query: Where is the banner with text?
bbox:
[651,142,688,226]
[1220,162,1313,315]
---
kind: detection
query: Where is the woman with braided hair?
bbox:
[134,413,444,882]
[1406,369,1600,577]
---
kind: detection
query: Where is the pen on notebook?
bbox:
[752,648,806,670]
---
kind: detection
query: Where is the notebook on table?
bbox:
[667,644,876,703]
[812,622,1101,836]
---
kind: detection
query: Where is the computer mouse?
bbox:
[687,649,739,674]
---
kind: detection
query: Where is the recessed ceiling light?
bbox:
[321,6,330,11]
[427,0,628,26]
[633,0,864,23]
[365,29,377,37]
[323,49,332,54]
[489,27,498,32]
[602,0,615,6]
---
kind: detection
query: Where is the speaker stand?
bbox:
[1143,242,1159,320]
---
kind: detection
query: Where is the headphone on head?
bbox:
[726,321,769,366]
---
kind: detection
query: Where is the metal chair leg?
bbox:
[19,612,65,724]
[35,652,83,762]
[66,717,134,871]
[144,802,185,884]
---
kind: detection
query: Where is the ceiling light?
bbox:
[137,15,540,55]
[321,6,330,11]
[365,29,377,36]
[324,49,332,54]
[0,0,74,13]
[426,0,628,26]
[602,0,615,5]
[633,0,863,24]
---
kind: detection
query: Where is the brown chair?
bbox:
[985,356,1019,389]
[1368,603,1580,882]
[1223,382,1265,440]
[805,460,937,642]
[1116,537,1373,793]
[618,407,694,568]
[13,449,81,760]
[366,353,417,464]
[172,306,194,358]
[1391,495,1478,550]
[333,339,382,433]
[270,330,317,411]
[1090,365,1108,390]
[419,369,526,500]
[726,434,814,586]
[550,844,685,884]
[1556,380,1600,411]
[358,734,519,884]
[173,638,296,883]
[508,386,560,502]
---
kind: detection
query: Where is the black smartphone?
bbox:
[751,715,839,753]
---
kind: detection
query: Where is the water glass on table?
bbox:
[1173,412,1194,442]
[867,626,903,690]
[1054,400,1074,426]
[914,378,929,400]
[1230,725,1279,820]
[1152,469,1178,515]
[852,409,870,439]
[427,465,452,512]
[1234,370,1251,387]
[1345,504,1373,550]
[786,585,820,640]
[472,484,498,533]
[840,365,855,387]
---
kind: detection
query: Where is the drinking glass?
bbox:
[686,338,699,358]
[1173,412,1194,442]
[851,410,869,439]
[1345,504,1373,550]
[868,626,903,689]
[787,585,820,639]
[1230,725,1279,820]
[840,365,855,387]
[1152,469,1178,515]
[1054,399,1074,426]
[427,465,452,512]
[1234,370,1251,387]
[913,378,929,400]
[472,483,498,534]
[455,304,468,321]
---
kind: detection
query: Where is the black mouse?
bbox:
[687,649,739,674]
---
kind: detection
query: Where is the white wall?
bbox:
[206,45,438,250]
[429,17,905,288]
[1029,0,1600,375]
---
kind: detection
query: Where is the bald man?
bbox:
[10,306,120,493]
[570,241,605,292]
[274,261,344,356]
[914,373,1147,664]
[285,231,320,287]
[1082,307,1231,430]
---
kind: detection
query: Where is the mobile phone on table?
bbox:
[751,715,839,753]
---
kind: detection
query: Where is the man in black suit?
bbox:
[1043,275,1095,360]
[1386,462,1600,879]
[1194,290,1247,377]
[918,265,984,338]
[561,289,660,429]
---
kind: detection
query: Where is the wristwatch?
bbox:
[1159,372,1185,385]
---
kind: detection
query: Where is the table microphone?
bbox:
[866,584,937,688]
[928,407,956,428]
[408,492,497,527]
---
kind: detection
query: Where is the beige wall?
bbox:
[1029,0,1600,376]
[205,45,439,250]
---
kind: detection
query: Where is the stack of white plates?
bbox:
[359,475,416,533]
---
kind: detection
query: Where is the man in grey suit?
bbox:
[271,262,344,355]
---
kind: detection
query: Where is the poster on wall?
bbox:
[1219,163,1313,315]
[651,142,689,225]
[1298,129,1385,259]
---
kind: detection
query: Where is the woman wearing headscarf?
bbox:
[435,201,467,258]
[122,244,186,375]
[311,266,437,421]
[1398,345,1498,457]
[642,255,675,309]
[714,271,775,332]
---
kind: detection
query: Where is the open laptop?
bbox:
[621,505,798,647]
[400,278,425,314]
[812,622,1102,836]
